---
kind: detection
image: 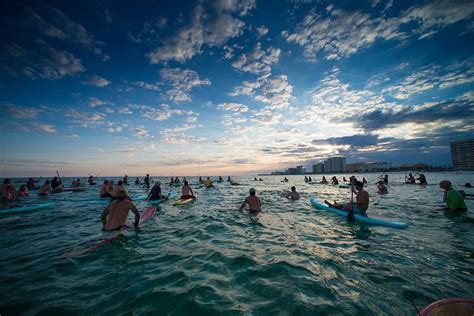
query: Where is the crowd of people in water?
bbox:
[0,173,470,230]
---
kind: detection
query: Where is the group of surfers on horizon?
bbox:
[0,172,470,231]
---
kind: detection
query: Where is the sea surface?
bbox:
[0,172,473,315]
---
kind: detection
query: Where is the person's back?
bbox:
[240,188,261,212]
[447,187,467,211]
[101,190,139,230]
[100,181,111,197]
[112,181,125,198]
[286,186,300,200]
[204,178,213,187]
[38,181,51,196]
[181,181,194,199]
[149,183,162,200]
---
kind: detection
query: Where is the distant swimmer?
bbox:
[123,175,129,185]
[377,181,388,194]
[417,174,427,185]
[17,184,29,197]
[227,176,231,182]
[26,178,38,190]
[321,176,328,184]
[174,177,180,184]
[254,177,258,181]
[111,180,127,200]
[439,180,467,212]
[304,176,308,183]
[218,176,223,183]
[204,177,214,188]
[362,177,367,184]
[100,180,112,198]
[308,176,312,182]
[286,186,300,200]
[51,176,63,192]
[405,173,415,184]
[135,177,141,185]
[239,188,261,212]
[282,177,288,182]
[88,175,96,185]
[38,180,52,196]
[0,179,11,194]
[144,174,151,189]
[331,176,339,185]
[325,181,369,216]
[382,174,389,185]
[101,190,140,231]
[464,182,472,188]
[147,182,167,201]
[1,185,17,202]
[72,179,82,188]
[180,181,195,199]
[259,178,263,181]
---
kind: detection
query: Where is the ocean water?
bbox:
[0,172,473,315]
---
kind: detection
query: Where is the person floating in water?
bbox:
[254,177,258,181]
[17,184,29,197]
[100,180,112,198]
[377,181,388,194]
[218,176,223,182]
[180,181,195,199]
[439,180,467,212]
[286,186,300,200]
[26,178,39,190]
[304,176,308,183]
[88,175,96,185]
[123,175,129,185]
[38,180,52,196]
[227,176,231,182]
[325,181,369,216]
[308,176,312,182]
[362,177,367,184]
[417,174,427,185]
[321,176,328,184]
[135,177,141,185]
[101,190,140,231]
[331,176,339,185]
[204,177,214,188]
[239,188,261,212]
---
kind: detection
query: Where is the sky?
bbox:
[1,0,474,177]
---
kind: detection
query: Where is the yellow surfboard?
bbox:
[173,195,196,206]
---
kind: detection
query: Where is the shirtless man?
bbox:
[111,180,126,200]
[286,186,300,200]
[100,180,112,198]
[377,181,388,194]
[101,190,140,231]
[38,180,52,196]
[239,188,261,212]
[325,181,369,215]
[180,181,195,199]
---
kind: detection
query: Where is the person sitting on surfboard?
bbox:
[51,176,62,191]
[38,180,52,196]
[331,176,338,185]
[101,190,140,231]
[239,188,261,212]
[100,180,112,198]
[406,173,415,184]
[325,181,369,215]
[439,180,467,212]
[377,181,388,194]
[147,181,167,201]
[180,181,195,199]
[416,174,427,185]
[204,177,213,188]
[227,176,231,182]
[321,176,328,184]
[286,186,300,200]
[134,177,140,185]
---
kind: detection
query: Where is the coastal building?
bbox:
[286,167,297,175]
[312,163,324,174]
[296,165,304,174]
[346,161,391,172]
[324,157,346,173]
[451,139,474,170]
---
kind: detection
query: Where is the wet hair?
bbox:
[291,186,296,191]
[184,181,188,185]
[117,190,128,201]
[118,180,123,185]
[249,188,256,195]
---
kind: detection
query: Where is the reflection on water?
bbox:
[0,172,473,314]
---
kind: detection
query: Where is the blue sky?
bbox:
[1,0,474,176]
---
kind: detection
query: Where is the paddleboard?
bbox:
[309,197,408,229]
[0,216,20,223]
[0,202,54,214]
[168,191,178,199]
[64,206,156,258]
[174,195,196,206]
[420,298,474,316]
[147,199,162,205]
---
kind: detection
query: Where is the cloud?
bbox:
[118,107,133,114]
[127,17,168,44]
[135,81,160,91]
[133,127,152,138]
[88,97,105,107]
[3,40,85,80]
[147,1,255,63]
[256,25,269,37]
[217,103,249,112]
[282,1,474,61]
[86,75,111,87]
[312,134,380,148]
[159,68,211,102]
[2,102,42,119]
[130,103,195,122]
[25,6,108,59]
[32,123,57,133]
[231,43,281,75]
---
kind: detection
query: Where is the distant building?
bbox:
[347,161,391,172]
[287,167,297,175]
[451,139,474,170]
[312,163,324,174]
[296,165,304,174]
[324,157,346,173]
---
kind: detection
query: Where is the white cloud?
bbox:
[133,127,151,138]
[147,1,255,63]
[87,75,111,87]
[256,25,269,37]
[130,103,194,122]
[217,102,249,112]
[118,107,133,114]
[159,68,211,102]
[231,43,281,75]
[283,1,474,61]
[88,97,105,107]
[2,102,42,119]
[135,81,160,91]
[32,123,57,133]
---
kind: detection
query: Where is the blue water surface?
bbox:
[0,172,473,315]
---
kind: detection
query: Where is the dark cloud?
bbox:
[312,134,379,148]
